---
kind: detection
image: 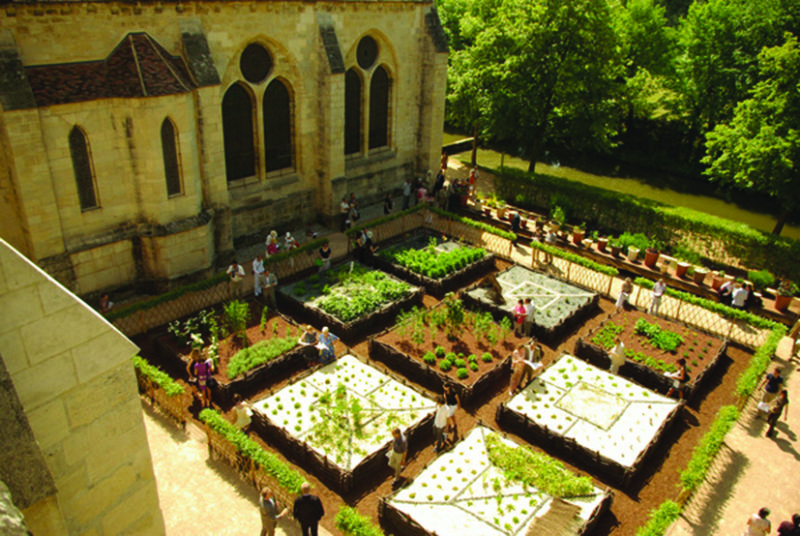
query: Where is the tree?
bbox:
[703,34,800,235]
[443,0,625,172]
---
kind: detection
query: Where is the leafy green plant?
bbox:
[223,300,250,346]
[591,322,625,349]
[454,358,466,368]
[618,232,651,254]
[199,409,304,494]
[550,205,566,225]
[423,352,436,365]
[309,384,369,465]
[380,241,486,279]
[293,282,307,296]
[132,356,185,396]
[481,352,493,363]
[498,316,512,341]
[227,334,299,379]
[335,506,385,536]
[260,306,268,331]
[456,367,469,379]
[485,433,593,497]
[440,360,453,372]
[634,318,684,352]
[680,405,739,493]
[635,501,681,536]
[434,346,447,358]
[747,269,775,292]
[315,265,412,322]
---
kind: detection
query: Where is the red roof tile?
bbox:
[25,33,198,107]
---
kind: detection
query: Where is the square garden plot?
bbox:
[370,231,495,297]
[574,309,727,399]
[497,355,681,486]
[380,426,611,536]
[463,265,598,343]
[251,354,434,493]
[278,262,423,339]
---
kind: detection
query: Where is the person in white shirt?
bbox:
[402,177,412,210]
[523,298,535,336]
[649,278,667,315]
[252,255,266,297]
[731,282,748,310]
[231,394,253,431]
[610,336,626,374]
[433,396,449,453]
[227,260,245,299]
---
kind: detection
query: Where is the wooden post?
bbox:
[606,274,614,297]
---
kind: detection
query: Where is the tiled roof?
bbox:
[25,33,197,107]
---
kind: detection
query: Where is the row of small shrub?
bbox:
[427,205,517,241]
[531,241,619,276]
[131,355,185,397]
[227,335,299,380]
[494,166,800,281]
[334,506,385,536]
[199,408,305,494]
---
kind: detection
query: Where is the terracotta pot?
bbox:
[597,237,608,252]
[610,245,622,257]
[628,246,641,262]
[572,229,585,245]
[483,208,492,217]
[711,274,725,290]
[676,262,690,278]
[497,206,507,219]
[775,294,793,311]
[694,268,709,285]
[644,248,660,269]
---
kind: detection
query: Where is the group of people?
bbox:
[743,508,800,536]
[340,193,361,232]
[258,481,324,536]
[508,340,544,396]
[758,366,790,438]
[718,279,761,310]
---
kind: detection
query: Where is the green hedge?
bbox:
[734,325,786,399]
[634,278,780,331]
[533,241,619,276]
[635,501,682,536]
[199,408,304,494]
[227,336,299,380]
[107,273,228,321]
[678,405,739,493]
[346,204,425,238]
[334,506,385,536]
[131,356,185,397]
[495,166,800,281]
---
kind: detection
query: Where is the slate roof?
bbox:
[25,32,197,107]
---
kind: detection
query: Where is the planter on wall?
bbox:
[694,268,709,285]
[572,229,585,245]
[775,294,793,311]
[676,262,690,278]
[597,237,608,252]
[644,248,660,269]
[627,246,641,262]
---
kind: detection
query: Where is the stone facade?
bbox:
[0,238,165,535]
[0,0,448,297]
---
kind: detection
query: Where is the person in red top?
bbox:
[513,299,526,336]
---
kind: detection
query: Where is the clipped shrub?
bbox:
[454,358,466,368]
[469,362,479,372]
[423,352,436,365]
[679,405,739,493]
[456,367,469,379]
[467,354,477,363]
[132,356,185,396]
[445,352,457,362]
[635,501,681,536]
[439,360,453,372]
[335,506,386,536]
[481,352,493,363]
[434,346,447,358]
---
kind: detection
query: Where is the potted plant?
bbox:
[675,260,691,278]
[609,237,622,257]
[627,245,641,262]
[644,238,661,269]
[747,269,776,299]
[550,205,566,232]
[572,222,586,245]
[711,270,726,291]
[694,266,709,285]
[775,280,798,311]
[496,204,508,220]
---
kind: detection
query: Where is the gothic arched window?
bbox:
[263,79,293,172]
[369,65,390,149]
[69,126,99,210]
[161,118,182,196]
[344,68,362,155]
[222,83,256,181]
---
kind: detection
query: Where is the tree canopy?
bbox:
[703,34,800,234]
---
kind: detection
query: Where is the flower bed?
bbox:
[370,232,495,297]
[498,355,681,486]
[251,355,435,494]
[379,426,611,536]
[152,306,313,405]
[574,309,727,398]
[278,263,423,339]
[463,265,598,343]
[369,296,529,404]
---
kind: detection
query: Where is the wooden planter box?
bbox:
[496,399,683,488]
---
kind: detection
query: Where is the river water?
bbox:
[443,135,800,240]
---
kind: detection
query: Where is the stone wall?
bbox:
[0,239,165,535]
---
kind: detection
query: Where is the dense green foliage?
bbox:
[485,433,594,497]
[107,273,228,321]
[591,322,625,349]
[227,333,299,379]
[634,318,684,352]
[735,324,786,399]
[199,409,304,494]
[335,507,386,536]
[635,500,682,536]
[379,238,486,278]
[131,356,185,396]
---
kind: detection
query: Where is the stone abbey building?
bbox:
[0,0,448,297]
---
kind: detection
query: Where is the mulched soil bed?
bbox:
[575,308,728,400]
[136,258,754,536]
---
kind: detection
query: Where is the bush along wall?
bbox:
[494,167,800,282]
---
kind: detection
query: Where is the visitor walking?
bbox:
[253,255,266,297]
[777,513,800,536]
[226,259,245,299]
[265,230,280,256]
[259,487,287,536]
[384,193,393,215]
[318,241,332,273]
[616,278,633,310]
[293,482,324,536]
[523,298,535,336]
[402,177,412,210]
[318,327,338,365]
[513,299,526,336]
[766,389,789,438]
[186,348,215,408]
[433,396,449,453]
[443,382,460,441]
[759,367,785,411]
[231,393,253,432]
[609,336,625,375]
[263,269,278,309]
[666,358,689,399]
[649,278,666,315]
[388,428,407,485]
[742,507,771,536]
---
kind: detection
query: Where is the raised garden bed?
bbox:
[370,231,495,298]
[463,265,598,344]
[152,305,313,405]
[251,354,435,494]
[497,355,682,487]
[369,296,529,404]
[278,262,423,339]
[574,309,727,399]
[379,425,611,536]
